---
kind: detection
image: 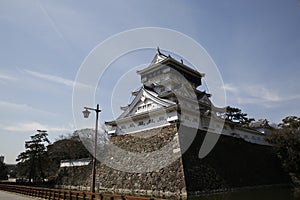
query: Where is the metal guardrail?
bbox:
[0,184,160,200]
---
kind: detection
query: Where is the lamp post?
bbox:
[82,104,101,193]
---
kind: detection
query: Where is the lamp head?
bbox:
[82,109,91,118]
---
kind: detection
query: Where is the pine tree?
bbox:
[16,130,50,183]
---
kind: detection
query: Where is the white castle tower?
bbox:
[105,49,268,146]
[106,49,220,135]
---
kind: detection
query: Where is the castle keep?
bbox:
[105,49,268,145]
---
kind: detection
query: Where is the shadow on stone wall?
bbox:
[179,126,291,196]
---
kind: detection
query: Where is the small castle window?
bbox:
[147,119,154,124]
[138,121,144,126]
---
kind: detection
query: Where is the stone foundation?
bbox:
[57,124,290,199]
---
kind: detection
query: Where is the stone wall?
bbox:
[179,126,290,196]
[57,123,290,198]
[57,124,186,198]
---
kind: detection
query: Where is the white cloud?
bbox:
[23,69,74,87]
[222,83,238,93]
[37,1,65,41]
[1,121,74,132]
[0,74,16,81]
[224,83,300,107]
[244,85,281,102]
[0,100,54,115]
[22,69,92,89]
[0,73,16,84]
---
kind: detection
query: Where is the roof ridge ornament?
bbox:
[157,46,161,55]
[151,47,167,64]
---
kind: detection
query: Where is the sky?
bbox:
[0,0,300,164]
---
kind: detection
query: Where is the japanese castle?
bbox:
[105,49,269,146]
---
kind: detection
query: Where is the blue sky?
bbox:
[0,0,299,164]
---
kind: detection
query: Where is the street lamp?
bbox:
[82,104,101,193]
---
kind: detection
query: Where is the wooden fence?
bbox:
[0,184,160,200]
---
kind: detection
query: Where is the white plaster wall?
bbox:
[116,113,171,135]
[60,160,91,168]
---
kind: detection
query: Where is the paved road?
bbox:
[0,190,35,200]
